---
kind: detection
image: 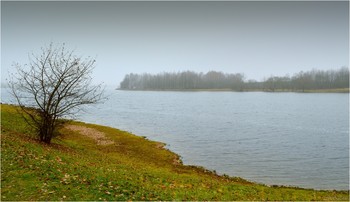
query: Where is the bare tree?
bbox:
[9,43,104,144]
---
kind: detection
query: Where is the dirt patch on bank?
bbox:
[65,125,114,145]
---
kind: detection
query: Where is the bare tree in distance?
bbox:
[9,43,105,144]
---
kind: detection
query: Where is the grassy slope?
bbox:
[1,104,349,201]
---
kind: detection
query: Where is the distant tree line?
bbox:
[119,67,349,92]
[259,67,349,92]
[120,71,245,90]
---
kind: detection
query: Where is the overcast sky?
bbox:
[1,1,349,86]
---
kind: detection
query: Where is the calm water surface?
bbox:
[2,88,349,190]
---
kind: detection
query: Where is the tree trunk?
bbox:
[39,114,54,144]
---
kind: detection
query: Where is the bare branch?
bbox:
[8,43,105,143]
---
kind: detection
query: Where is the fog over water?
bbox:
[2,1,349,85]
[1,0,349,191]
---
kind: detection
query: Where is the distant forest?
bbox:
[119,67,349,92]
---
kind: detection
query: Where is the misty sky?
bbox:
[1,1,349,86]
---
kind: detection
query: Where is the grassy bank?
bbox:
[1,104,349,200]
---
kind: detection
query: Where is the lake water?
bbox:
[1,87,349,190]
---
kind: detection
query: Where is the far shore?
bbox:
[116,88,350,93]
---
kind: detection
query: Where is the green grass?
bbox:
[1,104,349,201]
